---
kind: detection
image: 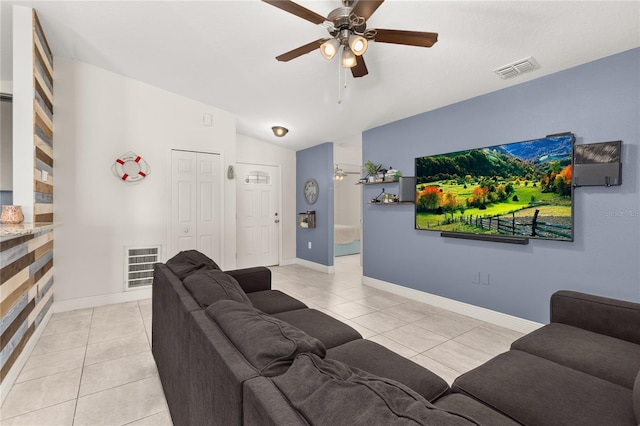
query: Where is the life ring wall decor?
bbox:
[112,151,150,183]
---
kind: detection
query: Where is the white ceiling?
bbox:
[1,1,639,151]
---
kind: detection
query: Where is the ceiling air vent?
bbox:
[493,57,540,80]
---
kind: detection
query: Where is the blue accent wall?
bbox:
[296,142,334,266]
[362,48,640,323]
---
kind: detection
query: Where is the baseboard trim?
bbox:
[295,258,335,274]
[362,276,543,334]
[52,288,153,313]
[0,309,53,405]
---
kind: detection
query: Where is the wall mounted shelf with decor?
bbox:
[297,211,316,228]
[362,176,416,205]
[368,201,414,205]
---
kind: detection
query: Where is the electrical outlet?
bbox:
[472,272,490,285]
[308,242,312,249]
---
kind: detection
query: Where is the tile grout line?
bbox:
[71,306,94,426]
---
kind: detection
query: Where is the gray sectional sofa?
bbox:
[152,250,640,425]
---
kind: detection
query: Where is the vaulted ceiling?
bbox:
[1,1,638,150]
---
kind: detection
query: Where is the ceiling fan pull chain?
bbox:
[338,58,344,104]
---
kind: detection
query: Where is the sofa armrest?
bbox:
[550,290,640,345]
[225,267,272,293]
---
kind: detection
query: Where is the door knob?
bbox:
[274,219,280,223]
[184,228,189,233]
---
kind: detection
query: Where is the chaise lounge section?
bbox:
[152,251,640,425]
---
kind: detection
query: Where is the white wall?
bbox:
[12,6,34,222]
[53,58,237,304]
[334,135,362,228]
[236,133,296,265]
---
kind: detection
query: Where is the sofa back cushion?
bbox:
[184,270,251,308]
[271,353,476,426]
[634,369,640,424]
[207,300,326,377]
[166,250,220,280]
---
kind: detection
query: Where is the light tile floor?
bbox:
[1,255,525,425]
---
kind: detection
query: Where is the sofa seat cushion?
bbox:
[165,249,220,280]
[247,290,307,315]
[327,339,449,402]
[272,353,477,426]
[183,269,251,308]
[273,309,362,349]
[434,394,520,426]
[206,300,326,377]
[511,322,640,388]
[452,350,635,426]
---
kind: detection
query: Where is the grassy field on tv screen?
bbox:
[414,135,574,241]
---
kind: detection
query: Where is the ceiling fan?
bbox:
[262,0,438,78]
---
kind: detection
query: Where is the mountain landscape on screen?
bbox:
[415,134,574,241]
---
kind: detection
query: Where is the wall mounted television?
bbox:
[415,133,574,242]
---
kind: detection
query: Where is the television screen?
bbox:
[415,133,574,241]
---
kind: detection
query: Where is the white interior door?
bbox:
[236,163,280,268]
[171,150,222,262]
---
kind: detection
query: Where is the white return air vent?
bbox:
[125,246,161,290]
[493,57,540,79]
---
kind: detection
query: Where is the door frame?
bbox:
[235,161,283,267]
[167,147,225,265]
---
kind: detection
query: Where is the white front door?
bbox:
[235,163,280,268]
[170,150,222,263]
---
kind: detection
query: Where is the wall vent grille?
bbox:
[493,57,540,79]
[125,246,160,290]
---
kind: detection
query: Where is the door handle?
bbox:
[274,219,280,224]
[184,228,189,233]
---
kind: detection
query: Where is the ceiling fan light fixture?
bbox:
[320,38,340,60]
[271,126,289,137]
[348,34,368,56]
[341,46,357,68]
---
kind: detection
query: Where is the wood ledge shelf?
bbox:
[368,201,414,205]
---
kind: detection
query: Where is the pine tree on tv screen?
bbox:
[414,134,574,241]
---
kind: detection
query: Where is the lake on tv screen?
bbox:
[415,135,573,241]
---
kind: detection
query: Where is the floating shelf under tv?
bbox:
[357,180,399,185]
[368,201,414,205]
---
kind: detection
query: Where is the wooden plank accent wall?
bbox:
[0,229,54,382]
[0,9,56,391]
[32,11,54,224]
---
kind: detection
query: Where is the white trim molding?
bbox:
[53,288,152,313]
[362,276,543,334]
[295,258,335,274]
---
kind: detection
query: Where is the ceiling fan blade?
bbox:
[262,0,326,25]
[351,0,385,22]
[373,29,438,48]
[351,55,369,78]
[275,39,327,62]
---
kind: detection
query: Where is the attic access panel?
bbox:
[573,141,622,187]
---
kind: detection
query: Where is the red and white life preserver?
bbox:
[112,151,150,183]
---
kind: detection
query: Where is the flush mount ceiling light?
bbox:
[271,126,289,137]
